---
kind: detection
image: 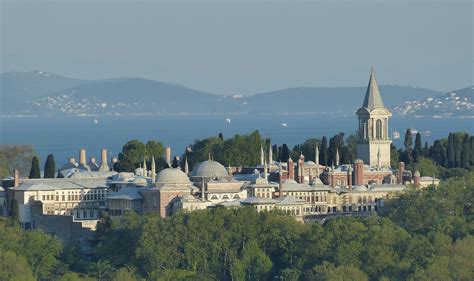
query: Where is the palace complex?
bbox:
[0,69,440,243]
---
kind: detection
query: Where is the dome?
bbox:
[156,168,190,184]
[353,185,368,192]
[191,160,229,178]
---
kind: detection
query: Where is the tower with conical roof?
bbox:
[356,68,392,167]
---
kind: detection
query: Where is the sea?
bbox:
[0,114,472,168]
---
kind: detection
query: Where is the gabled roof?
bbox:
[362,68,385,110]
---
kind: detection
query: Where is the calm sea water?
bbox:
[0,114,472,167]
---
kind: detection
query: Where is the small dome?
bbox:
[191,160,228,178]
[353,185,368,192]
[156,168,190,184]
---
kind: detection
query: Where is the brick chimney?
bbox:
[354,159,364,186]
[347,166,353,189]
[398,162,405,184]
[79,148,86,165]
[278,164,283,197]
[288,157,294,181]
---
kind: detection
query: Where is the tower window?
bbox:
[376,119,383,139]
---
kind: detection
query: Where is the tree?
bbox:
[404,129,413,164]
[460,134,470,168]
[306,262,368,281]
[231,240,272,281]
[29,156,41,179]
[0,251,35,281]
[390,144,399,168]
[0,145,35,177]
[291,138,321,163]
[453,133,462,167]
[280,144,290,162]
[411,157,440,178]
[44,154,56,178]
[470,136,474,166]
[413,133,422,163]
[429,140,446,167]
[171,157,179,168]
[320,136,328,166]
[218,132,224,141]
[447,133,455,168]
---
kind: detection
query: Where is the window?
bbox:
[376,119,383,139]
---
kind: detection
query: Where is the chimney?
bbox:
[278,164,283,197]
[298,154,305,183]
[165,147,171,165]
[79,148,86,164]
[98,148,110,171]
[413,170,421,188]
[13,169,20,188]
[398,162,405,184]
[288,157,294,181]
[354,159,364,186]
[330,169,335,188]
[347,166,353,189]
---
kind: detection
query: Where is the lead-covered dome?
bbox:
[191,160,228,178]
[156,168,190,184]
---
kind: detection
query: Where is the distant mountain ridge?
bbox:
[0,70,460,117]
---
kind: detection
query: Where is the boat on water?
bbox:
[392,131,400,139]
[93,118,98,124]
[420,130,432,137]
[280,123,288,127]
[225,118,231,124]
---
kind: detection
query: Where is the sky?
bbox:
[1,0,472,95]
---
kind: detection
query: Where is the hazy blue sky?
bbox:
[1,0,472,94]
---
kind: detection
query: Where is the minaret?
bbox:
[264,160,268,181]
[151,156,156,182]
[308,165,313,185]
[260,145,264,166]
[268,143,273,165]
[288,156,294,181]
[335,148,340,167]
[143,157,147,176]
[184,157,189,174]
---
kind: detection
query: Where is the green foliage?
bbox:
[44,154,56,178]
[306,262,368,281]
[404,129,414,164]
[0,250,35,281]
[414,132,422,162]
[116,139,165,172]
[0,144,35,177]
[185,130,266,169]
[320,136,328,165]
[290,138,321,162]
[29,156,41,179]
[410,157,440,178]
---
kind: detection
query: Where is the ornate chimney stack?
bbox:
[335,148,340,167]
[298,154,305,183]
[165,147,171,166]
[354,159,364,186]
[99,149,110,172]
[260,145,264,166]
[288,157,294,181]
[184,157,189,174]
[398,162,405,184]
[79,148,86,165]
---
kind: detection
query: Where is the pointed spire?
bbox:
[151,156,156,182]
[335,148,340,167]
[315,144,319,164]
[143,157,147,175]
[362,67,384,109]
[184,157,189,174]
[264,160,268,181]
[268,142,273,165]
[208,153,211,161]
[260,145,264,166]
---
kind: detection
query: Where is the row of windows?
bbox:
[42,193,105,202]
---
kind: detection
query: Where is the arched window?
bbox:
[376,119,383,139]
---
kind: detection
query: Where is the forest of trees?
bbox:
[1,171,472,280]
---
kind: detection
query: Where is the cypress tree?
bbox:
[430,140,446,166]
[404,129,413,164]
[447,133,455,168]
[424,141,429,157]
[413,132,422,163]
[470,136,474,166]
[461,134,470,168]
[29,156,41,179]
[272,144,278,162]
[280,144,290,162]
[320,136,328,166]
[453,133,461,167]
[44,154,56,178]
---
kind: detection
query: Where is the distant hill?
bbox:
[0,71,89,115]
[0,71,451,116]
[392,86,474,117]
